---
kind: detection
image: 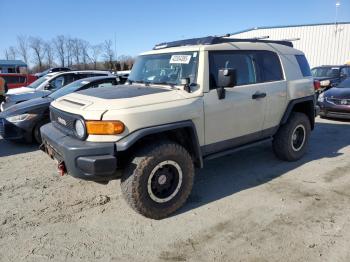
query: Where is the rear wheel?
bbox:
[121,142,194,219]
[273,112,311,161]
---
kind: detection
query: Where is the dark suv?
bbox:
[311,65,350,91]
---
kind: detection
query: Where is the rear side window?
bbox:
[340,67,350,77]
[295,55,311,77]
[254,51,284,82]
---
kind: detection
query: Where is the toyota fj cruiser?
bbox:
[41,36,315,219]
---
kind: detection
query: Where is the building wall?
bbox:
[231,23,350,68]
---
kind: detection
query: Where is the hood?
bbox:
[1,97,52,117]
[7,90,48,102]
[324,87,350,99]
[52,84,189,116]
[7,87,34,95]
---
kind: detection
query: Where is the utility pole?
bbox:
[335,0,340,25]
[114,32,117,71]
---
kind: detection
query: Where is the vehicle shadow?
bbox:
[175,120,350,216]
[0,137,38,157]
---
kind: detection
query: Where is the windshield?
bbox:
[337,78,350,88]
[311,67,340,78]
[49,80,88,99]
[27,76,50,89]
[128,52,199,86]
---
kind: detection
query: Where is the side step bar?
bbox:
[203,138,272,161]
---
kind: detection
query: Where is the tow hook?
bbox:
[58,162,67,176]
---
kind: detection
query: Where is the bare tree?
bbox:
[71,38,81,66]
[118,55,135,70]
[44,41,55,68]
[29,37,45,70]
[102,40,115,70]
[17,35,29,64]
[4,49,10,60]
[65,37,74,67]
[8,46,17,60]
[89,44,102,69]
[53,35,66,67]
[79,40,90,69]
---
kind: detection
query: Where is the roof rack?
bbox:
[153,36,293,50]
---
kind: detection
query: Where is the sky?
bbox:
[1,0,350,59]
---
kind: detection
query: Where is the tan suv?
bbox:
[41,36,315,219]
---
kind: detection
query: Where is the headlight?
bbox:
[86,120,125,135]
[318,93,325,103]
[6,113,37,123]
[75,119,86,139]
[320,80,331,87]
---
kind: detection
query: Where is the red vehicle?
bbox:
[0,73,37,90]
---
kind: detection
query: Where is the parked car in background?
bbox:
[0,76,120,143]
[113,70,130,84]
[317,77,350,119]
[35,67,71,78]
[0,76,7,104]
[0,73,37,90]
[311,65,350,91]
[1,70,112,111]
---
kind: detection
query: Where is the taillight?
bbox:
[314,80,321,90]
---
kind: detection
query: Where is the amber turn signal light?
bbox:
[86,121,125,135]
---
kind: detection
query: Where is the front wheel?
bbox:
[121,142,194,219]
[33,121,47,144]
[273,112,311,161]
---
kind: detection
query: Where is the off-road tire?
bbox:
[273,112,311,161]
[121,141,194,219]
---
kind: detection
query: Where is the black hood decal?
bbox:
[76,85,170,99]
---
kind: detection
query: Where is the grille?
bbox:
[326,97,350,106]
[50,106,80,136]
[0,118,4,137]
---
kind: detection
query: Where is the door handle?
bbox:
[252,91,266,99]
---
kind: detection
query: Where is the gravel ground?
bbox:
[1,117,350,262]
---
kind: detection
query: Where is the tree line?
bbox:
[3,35,135,73]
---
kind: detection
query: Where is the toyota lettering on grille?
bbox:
[57,117,67,126]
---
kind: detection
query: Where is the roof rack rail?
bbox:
[153,36,293,50]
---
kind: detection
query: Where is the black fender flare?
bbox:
[116,120,203,167]
[280,95,316,129]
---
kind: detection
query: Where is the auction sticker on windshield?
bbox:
[170,55,192,64]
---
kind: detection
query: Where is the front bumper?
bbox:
[40,123,118,181]
[318,101,350,120]
[0,117,32,141]
[319,110,350,119]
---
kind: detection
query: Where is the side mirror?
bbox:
[44,83,52,90]
[217,68,236,88]
[180,78,190,85]
[216,69,236,100]
[180,78,191,93]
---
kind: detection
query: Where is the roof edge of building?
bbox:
[231,21,350,35]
